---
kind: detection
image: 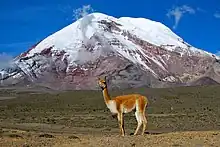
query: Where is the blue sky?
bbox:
[0,0,220,58]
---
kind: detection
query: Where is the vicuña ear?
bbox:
[104,76,107,81]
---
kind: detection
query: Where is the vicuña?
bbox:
[98,76,149,136]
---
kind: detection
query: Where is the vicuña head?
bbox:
[98,76,149,136]
[98,76,107,90]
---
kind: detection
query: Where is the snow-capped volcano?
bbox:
[1,12,219,90]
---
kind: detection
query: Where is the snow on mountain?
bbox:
[25,13,213,74]
[0,12,219,90]
[28,13,212,57]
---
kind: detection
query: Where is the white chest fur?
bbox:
[107,100,118,114]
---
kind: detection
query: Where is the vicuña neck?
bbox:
[102,87,111,104]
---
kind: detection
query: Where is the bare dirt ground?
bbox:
[0,85,220,146]
[1,128,220,147]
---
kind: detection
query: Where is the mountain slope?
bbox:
[0,12,219,90]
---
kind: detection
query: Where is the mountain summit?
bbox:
[1,12,219,90]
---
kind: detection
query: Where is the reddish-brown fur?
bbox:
[98,77,149,136]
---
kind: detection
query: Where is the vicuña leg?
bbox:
[142,112,147,135]
[117,112,125,136]
[134,111,143,135]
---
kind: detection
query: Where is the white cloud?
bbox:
[214,12,220,18]
[0,52,14,70]
[167,5,196,29]
[72,5,96,45]
[215,50,220,56]
[196,7,206,13]
[72,5,95,21]
[0,41,35,69]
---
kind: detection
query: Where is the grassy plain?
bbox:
[0,85,220,146]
